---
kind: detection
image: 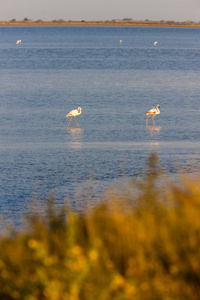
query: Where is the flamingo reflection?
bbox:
[146,125,162,133]
[67,127,84,135]
[67,127,84,149]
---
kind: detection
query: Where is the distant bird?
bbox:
[66,107,82,128]
[119,40,122,44]
[154,41,158,46]
[146,105,160,126]
[16,40,21,45]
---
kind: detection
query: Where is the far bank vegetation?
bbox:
[1,18,200,27]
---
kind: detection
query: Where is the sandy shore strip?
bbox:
[0,20,200,28]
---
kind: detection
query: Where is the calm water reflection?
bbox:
[0,26,200,227]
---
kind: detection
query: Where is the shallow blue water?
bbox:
[0,26,200,227]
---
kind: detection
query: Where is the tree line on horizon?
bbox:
[4,18,200,24]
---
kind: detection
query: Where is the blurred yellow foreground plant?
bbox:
[0,154,200,300]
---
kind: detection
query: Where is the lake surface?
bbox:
[0,26,200,228]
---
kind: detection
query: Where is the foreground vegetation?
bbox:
[1,154,200,299]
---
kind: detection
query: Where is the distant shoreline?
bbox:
[1,20,200,28]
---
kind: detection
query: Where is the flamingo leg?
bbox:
[152,116,155,126]
[74,116,79,127]
[68,116,73,127]
[146,115,150,124]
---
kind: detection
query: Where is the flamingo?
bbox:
[66,107,82,128]
[154,41,158,46]
[146,105,160,126]
[16,40,21,44]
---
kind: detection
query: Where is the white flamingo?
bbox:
[146,105,160,126]
[16,40,21,44]
[66,107,82,128]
